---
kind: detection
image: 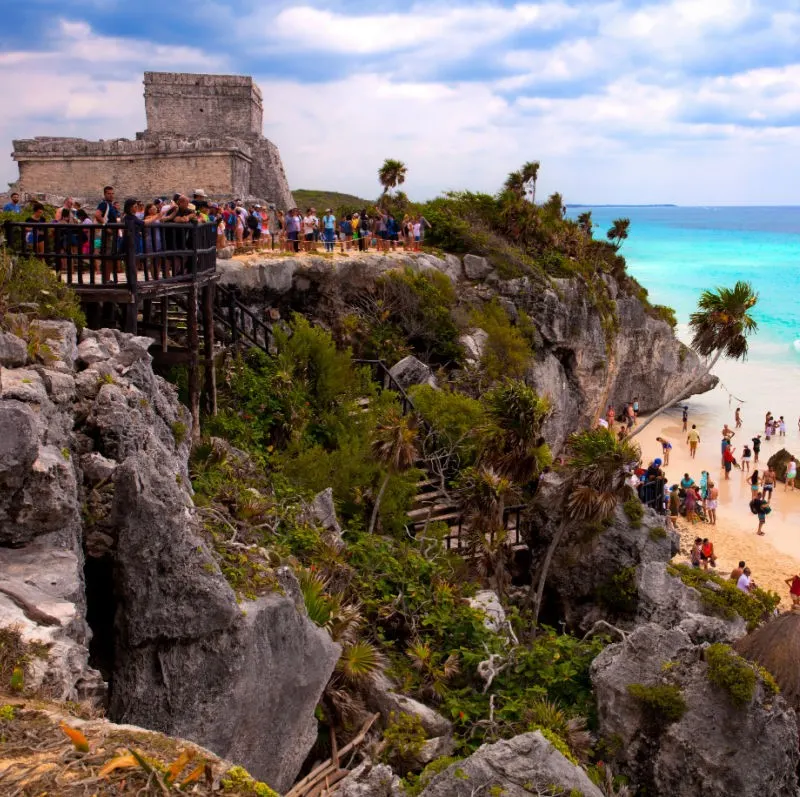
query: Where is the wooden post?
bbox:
[161,297,169,352]
[187,283,201,443]
[123,216,139,333]
[201,284,217,416]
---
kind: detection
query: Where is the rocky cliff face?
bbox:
[0,321,338,793]
[217,252,716,451]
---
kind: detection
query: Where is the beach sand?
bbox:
[638,388,800,609]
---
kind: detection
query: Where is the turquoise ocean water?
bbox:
[567,206,800,364]
[565,206,800,429]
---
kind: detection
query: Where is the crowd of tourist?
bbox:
[3,189,434,257]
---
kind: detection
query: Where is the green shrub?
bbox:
[404,755,464,796]
[0,252,85,329]
[377,268,462,362]
[220,765,280,797]
[651,304,677,328]
[627,683,687,723]
[380,712,427,773]
[597,566,639,615]
[668,564,780,631]
[705,643,758,708]
[171,421,187,445]
[622,496,643,528]
[471,299,534,382]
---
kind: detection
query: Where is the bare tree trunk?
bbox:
[530,519,567,632]
[629,351,722,439]
[368,473,391,534]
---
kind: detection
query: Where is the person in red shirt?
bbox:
[785,575,800,607]
[723,445,735,480]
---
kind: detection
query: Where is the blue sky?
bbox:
[2,0,800,203]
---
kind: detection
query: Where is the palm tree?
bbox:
[577,211,593,237]
[542,192,565,221]
[530,428,640,628]
[521,160,541,204]
[458,465,518,597]
[503,169,525,197]
[368,408,418,533]
[631,281,758,437]
[480,380,552,484]
[606,218,630,250]
[378,159,408,197]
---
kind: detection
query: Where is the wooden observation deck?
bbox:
[4,217,220,431]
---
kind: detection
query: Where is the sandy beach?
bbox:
[639,372,800,608]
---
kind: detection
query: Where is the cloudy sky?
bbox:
[2,0,799,204]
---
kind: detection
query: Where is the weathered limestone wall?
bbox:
[15,146,249,201]
[144,72,263,139]
[249,138,294,211]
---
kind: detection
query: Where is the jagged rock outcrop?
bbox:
[525,472,679,630]
[767,447,797,482]
[217,252,715,451]
[417,731,604,797]
[592,623,799,797]
[0,321,339,794]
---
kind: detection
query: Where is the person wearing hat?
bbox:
[193,189,208,202]
[322,208,336,252]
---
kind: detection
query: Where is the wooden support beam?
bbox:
[201,284,217,416]
[187,283,201,444]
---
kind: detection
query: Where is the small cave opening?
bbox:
[83,551,118,690]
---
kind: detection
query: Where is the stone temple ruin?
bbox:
[11,72,294,208]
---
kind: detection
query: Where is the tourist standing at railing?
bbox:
[55,197,75,222]
[3,192,22,213]
[322,209,336,252]
[143,203,163,256]
[24,202,46,255]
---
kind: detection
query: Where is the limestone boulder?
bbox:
[0,330,27,367]
[463,253,493,280]
[592,623,799,797]
[366,674,452,738]
[460,328,488,365]
[468,590,507,634]
[418,732,603,797]
[302,487,344,548]
[767,448,797,482]
[389,355,438,390]
[336,761,404,797]
[109,453,340,793]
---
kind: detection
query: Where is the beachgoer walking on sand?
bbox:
[700,538,717,569]
[785,575,800,607]
[706,481,718,525]
[687,425,700,458]
[737,567,754,592]
[691,537,703,568]
[786,457,797,491]
[682,405,689,432]
[735,407,742,428]
[723,445,735,480]
[750,491,770,535]
[779,416,787,437]
[751,434,761,464]
[741,443,752,474]
[656,437,672,466]
[730,560,746,581]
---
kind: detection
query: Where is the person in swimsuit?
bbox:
[762,466,776,498]
[706,481,718,525]
[690,537,703,568]
[750,470,761,495]
[735,407,742,428]
[752,491,770,535]
[730,561,746,582]
[785,458,797,491]
[687,425,700,459]
[751,435,761,464]
[606,405,615,428]
[656,437,672,466]
[682,406,689,432]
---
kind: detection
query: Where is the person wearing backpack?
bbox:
[741,443,752,474]
[749,491,771,535]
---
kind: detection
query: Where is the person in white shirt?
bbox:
[302,210,316,251]
[737,567,754,593]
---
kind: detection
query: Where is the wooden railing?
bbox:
[213,285,271,352]
[3,217,217,292]
[353,358,415,415]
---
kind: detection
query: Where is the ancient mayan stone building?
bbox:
[11,72,294,208]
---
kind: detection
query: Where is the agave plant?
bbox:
[406,641,460,702]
